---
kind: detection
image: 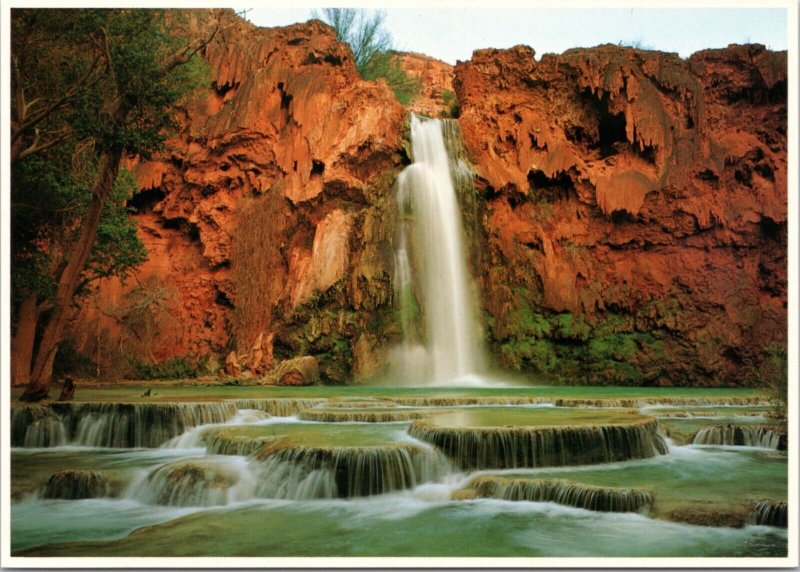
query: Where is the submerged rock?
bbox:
[202,429,278,457]
[43,470,112,500]
[298,408,436,423]
[129,460,247,507]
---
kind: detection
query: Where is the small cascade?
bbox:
[752,500,788,528]
[161,409,271,450]
[392,114,485,385]
[11,406,66,448]
[650,411,767,418]
[42,470,112,500]
[229,398,326,417]
[409,419,668,470]
[51,402,238,448]
[253,443,451,498]
[466,476,653,513]
[127,458,256,507]
[252,456,338,500]
[691,425,786,450]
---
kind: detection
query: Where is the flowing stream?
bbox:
[10,396,788,557]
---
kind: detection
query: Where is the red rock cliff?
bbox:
[456,43,787,385]
[400,52,455,117]
[71,14,787,387]
[74,12,405,381]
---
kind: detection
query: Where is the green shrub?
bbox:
[128,355,210,380]
[441,89,460,118]
[550,313,591,342]
[500,338,557,373]
[53,339,96,379]
[314,8,420,106]
[755,342,788,421]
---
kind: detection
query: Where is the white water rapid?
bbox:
[393,115,486,385]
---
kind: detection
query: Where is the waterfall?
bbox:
[409,419,668,470]
[12,402,238,449]
[253,443,451,499]
[692,424,786,450]
[126,458,257,507]
[393,115,485,385]
[11,406,66,448]
[752,500,788,528]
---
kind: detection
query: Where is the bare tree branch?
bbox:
[160,19,220,76]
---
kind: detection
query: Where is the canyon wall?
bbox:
[73,12,406,382]
[456,44,787,385]
[70,11,787,387]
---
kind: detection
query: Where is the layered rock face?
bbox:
[74,12,405,381]
[400,52,455,117]
[455,44,787,385]
[70,12,786,387]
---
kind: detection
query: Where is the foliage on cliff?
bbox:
[313,8,420,106]
[11,9,216,399]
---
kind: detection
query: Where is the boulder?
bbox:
[268,356,319,386]
[224,351,241,378]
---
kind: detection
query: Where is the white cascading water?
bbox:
[393,115,485,385]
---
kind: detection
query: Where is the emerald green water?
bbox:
[9,387,787,559]
[10,384,765,403]
[204,422,413,448]
[420,406,646,428]
[494,446,787,514]
[16,496,786,557]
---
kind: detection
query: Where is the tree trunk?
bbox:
[11,294,38,386]
[20,149,123,402]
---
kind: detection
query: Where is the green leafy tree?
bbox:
[12,9,220,401]
[754,343,788,422]
[313,8,420,106]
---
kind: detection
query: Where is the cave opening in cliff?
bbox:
[527,169,575,201]
[278,82,292,111]
[310,160,325,177]
[758,216,785,241]
[127,188,166,213]
[594,94,628,158]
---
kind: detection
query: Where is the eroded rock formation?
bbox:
[68,11,786,387]
[73,12,405,382]
[400,52,455,117]
[455,43,787,385]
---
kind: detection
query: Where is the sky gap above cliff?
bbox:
[248,6,788,64]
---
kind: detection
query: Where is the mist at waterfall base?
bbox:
[388,115,513,388]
